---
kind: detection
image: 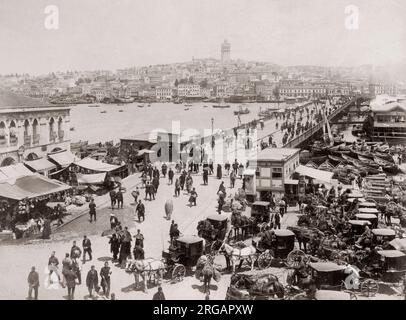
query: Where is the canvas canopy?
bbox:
[48,150,77,167]
[24,158,56,172]
[77,172,107,185]
[0,174,70,200]
[74,157,123,173]
[0,163,33,181]
[295,165,334,184]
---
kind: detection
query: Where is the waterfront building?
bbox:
[177,84,201,98]
[279,85,327,98]
[155,87,173,100]
[213,82,230,98]
[0,106,71,166]
[248,148,300,199]
[221,39,231,63]
[370,95,406,141]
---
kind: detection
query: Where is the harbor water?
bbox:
[69,102,285,144]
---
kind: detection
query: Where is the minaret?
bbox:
[221,40,231,63]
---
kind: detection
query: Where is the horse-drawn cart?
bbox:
[197,214,230,252]
[162,235,205,281]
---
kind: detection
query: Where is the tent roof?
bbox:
[48,150,77,167]
[0,174,70,200]
[256,148,300,161]
[24,158,56,172]
[0,163,33,181]
[77,172,107,185]
[295,165,334,183]
[74,157,123,172]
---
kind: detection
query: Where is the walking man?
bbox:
[230,170,236,188]
[203,168,208,185]
[136,200,145,222]
[89,199,97,222]
[189,188,198,206]
[116,189,124,209]
[70,241,82,259]
[64,267,77,300]
[134,229,144,248]
[27,266,39,300]
[168,168,174,185]
[174,178,180,197]
[86,265,99,297]
[109,189,116,209]
[100,262,112,298]
[82,235,92,263]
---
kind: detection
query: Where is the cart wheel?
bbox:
[257,251,273,269]
[286,250,307,268]
[172,264,186,282]
[360,279,379,297]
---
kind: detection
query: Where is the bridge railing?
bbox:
[283,97,357,148]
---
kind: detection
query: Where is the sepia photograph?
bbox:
[0,0,406,304]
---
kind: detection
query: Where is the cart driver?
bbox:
[293,255,308,285]
[260,228,276,249]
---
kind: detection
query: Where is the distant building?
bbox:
[213,83,229,98]
[177,84,201,98]
[221,40,231,63]
[368,83,385,97]
[155,87,173,100]
[279,85,327,98]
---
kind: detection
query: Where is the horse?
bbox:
[220,242,257,274]
[196,255,220,294]
[125,258,165,292]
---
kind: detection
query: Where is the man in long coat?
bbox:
[86,265,99,297]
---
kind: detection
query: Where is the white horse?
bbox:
[125,258,165,292]
[220,243,257,274]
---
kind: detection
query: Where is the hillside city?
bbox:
[0,41,405,105]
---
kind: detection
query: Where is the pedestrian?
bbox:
[216,164,222,179]
[165,199,174,220]
[136,200,145,222]
[152,176,160,193]
[109,233,120,261]
[86,265,99,297]
[217,181,226,196]
[100,262,112,298]
[238,163,244,179]
[279,198,286,217]
[230,170,236,188]
[161,163,167,178]
[89,199,96,222]
[189,188,198,206]
[203,168,208,185]
[179,171,186,190]
[27,266,39,300]
[169,220,176,243]
[186,174,193,193]
[134,229,144,248]
[174,178,180,197]
[71,257,82,285]
[116,189,124,209]
[168,168,174,185]
[273,211,281,229]
[109,189,116,209]
[110,213,119,229]
[209,160,214,175]
[403,274,406,300]
[70,241,82,259]
[82,235,92,263]
[132,187,140,204]
[64,267,77,300]
[122,227,132,262]
[152,286,166,300]
[232,159,238,175]
[218,196,224,213]
[224,161,230,176]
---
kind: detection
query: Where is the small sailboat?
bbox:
[118,110,124,112]
[213,98,230,108]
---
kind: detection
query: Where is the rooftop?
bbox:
[256,148,300,161]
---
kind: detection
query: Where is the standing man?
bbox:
[279,198,286,217]
[168,167,174,185]
[82,235,92,263]
[27,266,39,300]
[174,178,180,197]
[122,227,132,263]
[116,189,124,209]
[109,189,116,209]
[179,171,186,190]
[100,262,112,298]
[89,198,97,222]
[136,200,145,222]
[64,267,77,300]
[189,188,198,206]
[132,187,140,204]
[134,229,144,248]
[86,265,99,297]
[70,241,82,259]
[202,168,208,185]
[230,170,236,188]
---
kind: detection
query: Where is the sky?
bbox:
[0,0,405,74]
